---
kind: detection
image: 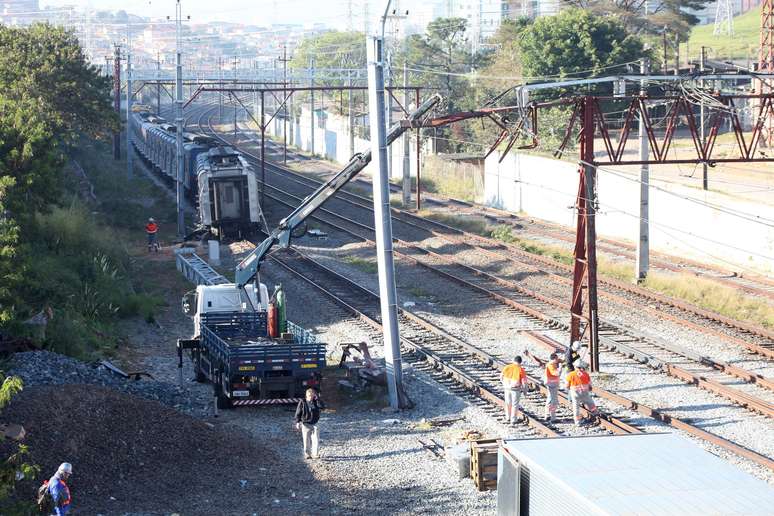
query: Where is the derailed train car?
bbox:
[130,109,260,237]
[196,146,262,238]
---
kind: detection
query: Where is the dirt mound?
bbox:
[1,384,287,514]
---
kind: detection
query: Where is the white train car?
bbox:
[196,146,261,237]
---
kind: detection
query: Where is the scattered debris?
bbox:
[417,438,445,458]
[403,301,416,308]
[307,229,328,239]
[0,423,26,441]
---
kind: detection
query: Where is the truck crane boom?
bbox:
[235,93,442,287]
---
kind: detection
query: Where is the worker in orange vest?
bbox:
[500,355,528,425]
[543,352,562,422]
[566,361,599,427]
[145,217,159,251]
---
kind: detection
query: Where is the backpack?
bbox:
[36,480,54,514]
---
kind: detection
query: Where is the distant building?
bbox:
[1,0,40,26]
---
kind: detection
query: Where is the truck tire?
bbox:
[194,356,207,383]
[216,391,232,409]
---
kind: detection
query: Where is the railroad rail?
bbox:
[260,242,774,471]
[176,100,774,471]
[199,105,774,361]
[260,183,774,419]
[193,101,774,416]
[427,197,774,302]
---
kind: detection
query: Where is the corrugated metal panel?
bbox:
[499,434,774,515]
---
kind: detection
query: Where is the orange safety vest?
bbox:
[61,479,71,506]
[545,362,561,385]
[145,222,158,234]
[501,363,526,388]
[566,369,591,392]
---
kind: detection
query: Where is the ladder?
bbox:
[174,248,229,286]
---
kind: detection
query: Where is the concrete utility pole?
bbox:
[310,56,315,156]
[278,44,290,164]
[218,57,223,118]
[125,20,133,177]
[233,56,239,141]
[348,70,355,157]
[402,61,411,206]
[367,35,405,410]
[174,0,185,238]
[636,58,650,282]
[156,52,161,115]
[700,46,708,190]
[126,48,133,177]
[113,45,121,160]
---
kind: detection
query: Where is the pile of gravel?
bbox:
[0,384,324,514]
[7,350,209,415]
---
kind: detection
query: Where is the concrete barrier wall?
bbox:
[485,151,774,274]
[263,106,420,181]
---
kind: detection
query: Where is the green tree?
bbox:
[561,0,712,39]
[519,9,646,86]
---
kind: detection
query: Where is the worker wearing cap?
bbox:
[543,352,562,422]
[145,217,158,249]
[500,355,528,425]
[48,462,73,515]
[566,361,599,427]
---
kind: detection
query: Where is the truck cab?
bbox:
[184,282,269,337]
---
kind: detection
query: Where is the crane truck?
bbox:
[175,94,442,409]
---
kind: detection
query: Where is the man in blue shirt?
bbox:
[48,462,73,515]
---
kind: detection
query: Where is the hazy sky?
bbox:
[42,0,357,27]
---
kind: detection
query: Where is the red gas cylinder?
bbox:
[267,303,279,338]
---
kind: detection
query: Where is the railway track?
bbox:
[260,182,774,417]
[260,243,774,471]
[436,197,774,302]
[191,102,774,417]
[167,100,774,472]
[200,107,774,361]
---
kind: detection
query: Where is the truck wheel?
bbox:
[216,391,232,409]
[195,363,207,383]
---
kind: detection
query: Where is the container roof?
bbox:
[501,433,774,515]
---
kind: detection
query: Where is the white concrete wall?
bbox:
[263,106,420,181]
[485,151,774,274]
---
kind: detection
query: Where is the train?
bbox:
[130,108,262,238]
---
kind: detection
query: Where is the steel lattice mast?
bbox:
[761,0,774,145]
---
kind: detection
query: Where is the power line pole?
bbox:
[348,70,355,157]
[126,47,133,177]
[113,45,121,160]
[233,55,239,141]
[278,44,290,164]
[367,35,406,410]
[636,58,650,282]
[310,56,315,156]
[156,52,161,115]
[700,46,708,190]
[218,56,223,118]
[174,0,185,238]
[402,61,411,206]
[125,21,133,177]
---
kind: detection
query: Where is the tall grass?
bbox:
[420,155,483,202]
[16,204,162,357]
[447,221,773,328]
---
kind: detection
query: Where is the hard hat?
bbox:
[57,463,72,475]
[571,341,582,351]
[577,361,589,369]
[148,217,155,222]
